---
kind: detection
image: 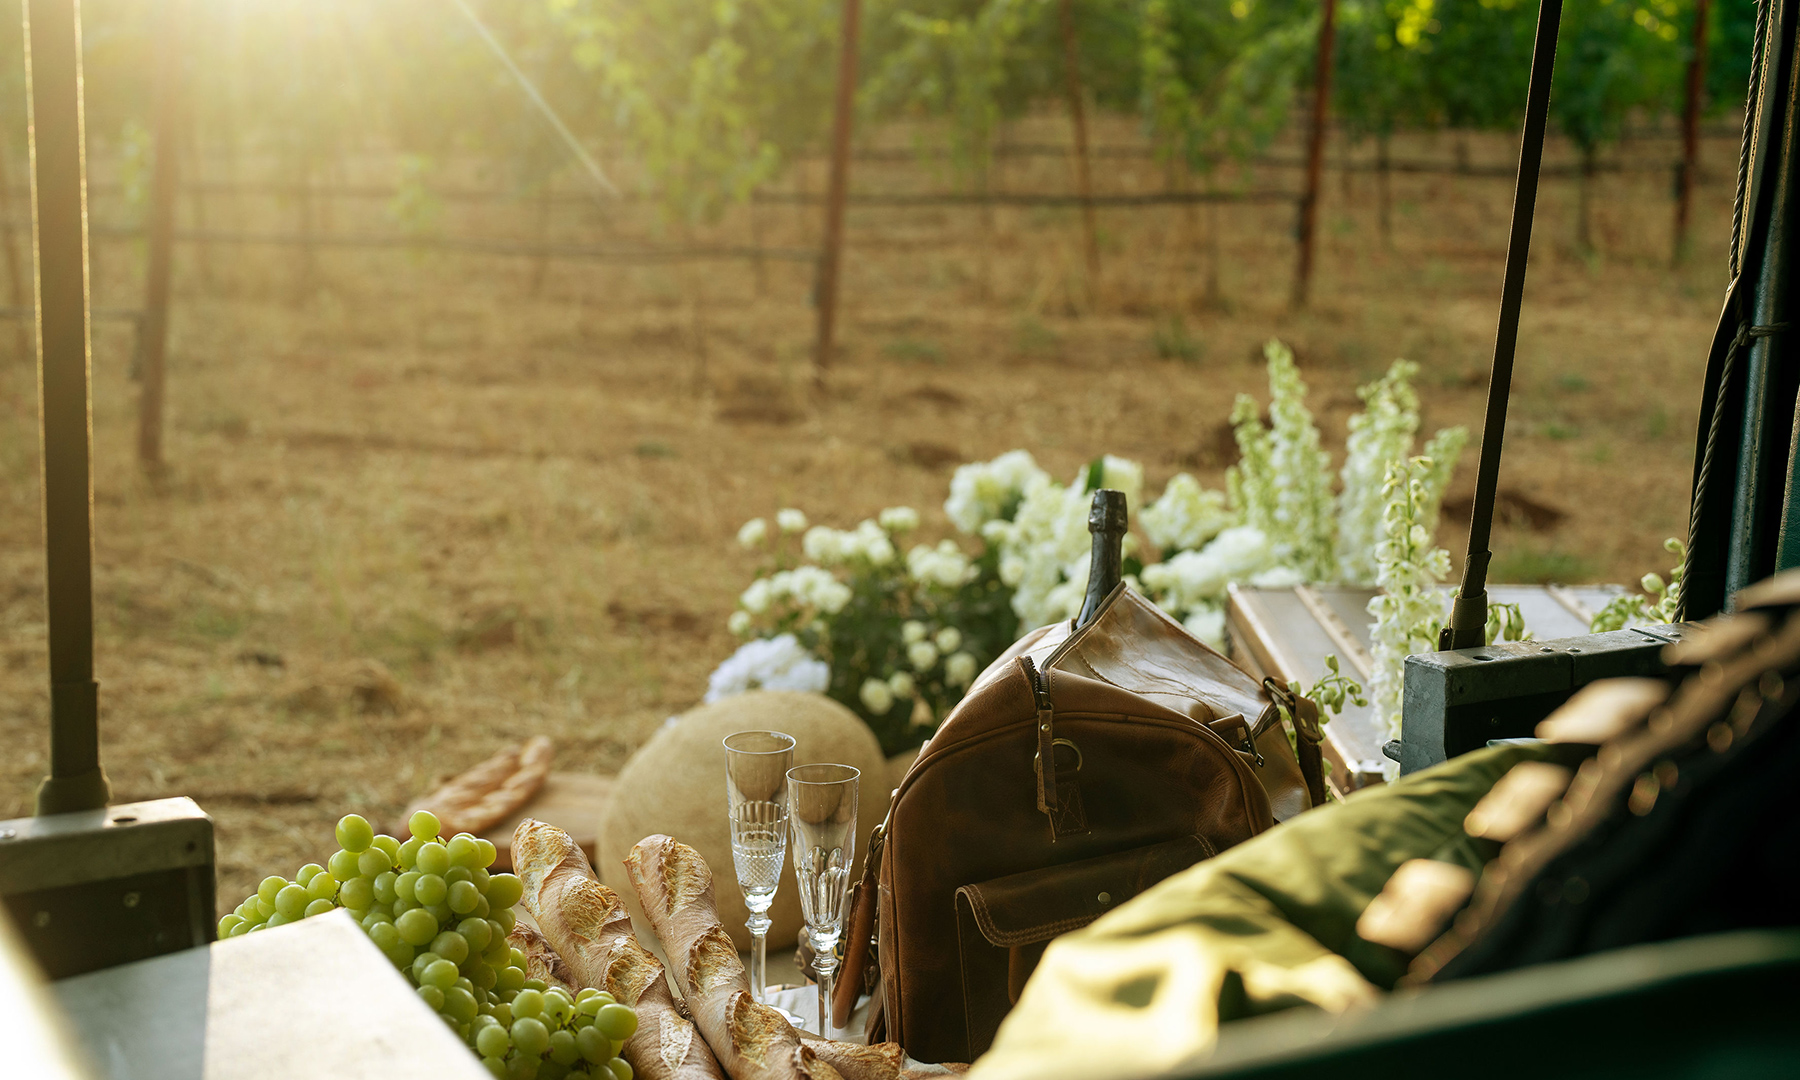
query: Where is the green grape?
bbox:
[539,1062,570,1080]
[595,1004,637,1043]
[543,993,572,1025]
[373,871,399,905]
[303,898,335,918]
[447,834,480,867]
[445,986,479,1024]
[369,922,402,951]
[339,877,375,911]
[423,959,459,990]
[496,964,527,994]
[218,914,243,937]
[412,951,442,982]
[491,1002,514,1028]
[494,908,518,934]
[510,1057,542,1080]
[511,1017,551,1057]
[305,872,338,904]
[396,871,422,903]
[336,814,375,853]
[548,1030,580,1066]
[476,838,498,867]
[486,874,524,910]
[274,885,308,920]
[415,874,448,907]
[575,1026,611,1064]
[469,961,497,991]
[358,848,392,880]
[228,921,252,937]
[446,866,473,886]
[476,896,492,919]
[382,941,415,967]
[296,863,324,886]
[471,868,491,891]
[606,1057,631,1080]
[509,947,528,969]
[328,849,361,882]
[372,834,401,861]
[449,881,481,915]
[574,988,600,1003]
[481,1057,507,1080]
[483,933,511,966]
[399,837,423,868]
[456,976,475,995]
[417,842,451,877]
[511,988,545,1019]
[361,911,394,932]
[425,902,453,925]
[409,810,441,841]
[392,896,419,915]
[418,984,446,1012]
[396,907,439,947]
[257,876,288,905]
[523,979,547,993]
[475,1023,511,1058]
[458,917,493,954]
[431,930,470,966]
[251,896,276,922]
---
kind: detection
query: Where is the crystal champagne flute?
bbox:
[787,763,858,1039]
[724,730,796,1005]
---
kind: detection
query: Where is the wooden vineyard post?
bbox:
[1674,0,1712,265]
[1060,0,1100,305]
[813,0,862,384]
[139,0,183,471]
[0,141,30,358]
[1292,0,1339,308]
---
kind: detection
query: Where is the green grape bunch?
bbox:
[218,810,637,1080]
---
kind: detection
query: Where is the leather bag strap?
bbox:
[833,818,884,1027]
[1025,657,1089,841]
[1265,677,1329,807]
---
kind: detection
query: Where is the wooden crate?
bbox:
[1226,583,1625,793]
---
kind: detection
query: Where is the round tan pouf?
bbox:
[597,690,891,952]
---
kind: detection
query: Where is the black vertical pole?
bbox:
[23,0,110,814]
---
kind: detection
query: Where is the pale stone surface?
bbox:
[597,691,890,951]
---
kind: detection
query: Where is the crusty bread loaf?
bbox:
[411,736,555,837]
[509,921,576,991]
[628,835,971,1080]
[514,818,728,1080]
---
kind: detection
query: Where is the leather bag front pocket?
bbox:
[952,834,1213,1059]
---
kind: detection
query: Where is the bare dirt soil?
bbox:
[0,118,1735,911]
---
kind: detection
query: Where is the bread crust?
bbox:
[412,736,555,837]
[515,818,728,1080]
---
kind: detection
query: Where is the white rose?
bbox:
[859,677,895,715]
[887,671,916,698]
[879,506,921,533]
[777,508,808,533]
[945,651,978,687]
[727,610,752,636]
[935,627,962,653]
[902,620,927,644]
[736,518,768,548]
[908,640,940,671]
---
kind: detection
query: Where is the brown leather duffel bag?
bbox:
[838,582,1326,1063]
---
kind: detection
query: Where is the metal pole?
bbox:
[1292,0,1338,308]
[139,0,182,471]
[1059,0,1099,303]
[813,0,861,383]
[23,0,110,814]
[1441,0,1565,651]
[0,142,29,358]
[1675,0,1713,264]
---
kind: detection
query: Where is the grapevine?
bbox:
[220,811,637,1080]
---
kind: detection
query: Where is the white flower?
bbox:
[934,627,962,653]
[887,671,916,698]
[802,526,843,565]
[906,542,975,590]
[945,450,1050,534]
[777,508,808,533]
[737,518,768,548]
[859,677,895,715]
[1096,455,1144,511]
[1142,473,1234,554]
[902,620,927,644]
[727,610,752,636]
[1227,341,1336,583]
[879,506,920,533]
[1182,606,1228,649]
[740,579,773,614]
[907,641,940,671]
[945,651,978,687]
[704,634,830,703]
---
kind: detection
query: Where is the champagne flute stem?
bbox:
[815,952,839,1039]
[749,924,768,1004]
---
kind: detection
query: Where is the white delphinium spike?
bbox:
[1336,360,1421,586]
[1227,341,1335,583]
[1142,473,1235,556]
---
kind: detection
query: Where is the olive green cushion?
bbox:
[969,743,1552,1080]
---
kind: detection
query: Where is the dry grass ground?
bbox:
[0,117,1733,912]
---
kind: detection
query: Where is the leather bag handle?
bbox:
[1265,677,1329,807]
[833,816,884,1027]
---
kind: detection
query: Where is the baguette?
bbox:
[630,835,967,1080]
[514,818,728,1080]
[410,736,555,837]
[509,920,576,991]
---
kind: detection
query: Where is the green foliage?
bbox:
[1592,537,1686,631]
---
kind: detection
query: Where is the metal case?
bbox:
[0,797,215,980]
